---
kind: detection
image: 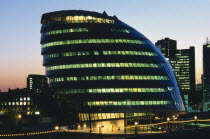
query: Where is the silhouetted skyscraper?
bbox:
[155,37,177,58]
[203,43,210,111]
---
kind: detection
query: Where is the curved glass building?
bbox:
[40,10,185,124]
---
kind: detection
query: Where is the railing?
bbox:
[0,119,210,136]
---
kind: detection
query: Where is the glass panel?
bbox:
[86,101,170,106]
[42,39,144,48]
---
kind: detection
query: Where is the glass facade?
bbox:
[172,51,191,91]
[79,112,152,121]
[41,10,185,122]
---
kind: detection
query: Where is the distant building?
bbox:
[0,88,56,115]
[27,74,49,93]
[0,88,36,115]
[173,47,196,96]
[203,43,210,111]
[155,37,177,58]
[0,74,59,130]
[0,74,53,117]
[155,38,196,111]
[0,88,57,129]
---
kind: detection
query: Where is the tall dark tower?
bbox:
[155,38,177,58]
[172,47,196,111]
[40,10,185,126]
[203,43,210,111]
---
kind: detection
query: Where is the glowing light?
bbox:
[194,116,197,120]
[54,126,59,130]
[35,111,40,115]
[18,114,22,119]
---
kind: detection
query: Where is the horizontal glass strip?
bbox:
[87,100,170,106]
[42,28,88,36]
[42,39,144,48]
[49,15,114,24]
[79,112,152,121]
[79,113,125,121]
[46,51,158,58]
[102,51,157,56]
[57,88,166,94]
[46,63,162,71]
[50,75,169,82]
[65,16,114,24]
[111,28,132,33]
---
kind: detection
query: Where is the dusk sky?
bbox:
[0,0,209,92]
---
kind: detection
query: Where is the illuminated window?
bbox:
[53,77,64,82]
[87,100,170,106]
[46,63,162,71]
[102,51,157,56]
[35,111,40,115]
[94,51,99,55]
[111,28,132,33]
[60,75,169,82]
[51,16,62,21]
[65,16,114,24]
[42,28,88,36]
[42,39,144,48]
[57,88,166,94]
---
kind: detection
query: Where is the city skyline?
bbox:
[0,0,210,92]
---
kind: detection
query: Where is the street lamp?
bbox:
[134,122,138,135]
[54,126,59,130]
[194,116,197,120]
[194,116,198,129]
[16,114,22,128]
[18,114,22,119]
[167,117,170,133]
